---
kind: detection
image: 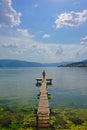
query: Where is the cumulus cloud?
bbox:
[17,29,34,38]
[80,36,87,44]
[55,9,87,28]
[43,34,51,39]
[0,0,21,28]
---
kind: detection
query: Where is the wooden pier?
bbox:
[36,78,51,128]
[36,78,53,84]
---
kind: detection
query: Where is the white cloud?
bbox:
[43,34,51,39]
[0,36,20,49]
[80,36,87,44]
[0,28,87,62]
[17,29,34,38]
[55,9,87,28]
[0,0,21,28]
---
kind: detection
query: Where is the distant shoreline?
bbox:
[0,59,87,67]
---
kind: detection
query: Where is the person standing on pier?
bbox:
[42,70,46,80]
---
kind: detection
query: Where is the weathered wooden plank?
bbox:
[39,101,49,105]
[40,95,48,100]
[38,123,50,128]
[39,99,49,105]
[38,116,50,120]
[37,111,50,115]
[36,78,52,84]
[40,87,47,90]
[36,78,52,81]
[38,120,49,124]
[39,101,49,107]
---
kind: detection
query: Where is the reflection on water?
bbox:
[0,67,87,108]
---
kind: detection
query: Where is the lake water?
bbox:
[0,67,87,109]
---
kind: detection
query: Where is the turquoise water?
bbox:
[0,67,87,108]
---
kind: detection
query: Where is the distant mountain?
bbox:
[58,59,87,67]
[0,59,73,67]
[42,62,72,67]
[0,59,87,67]
[0,59,42,67]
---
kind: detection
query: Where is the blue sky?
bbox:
[0,0,87,63]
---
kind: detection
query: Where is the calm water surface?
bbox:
[0,67,87,108]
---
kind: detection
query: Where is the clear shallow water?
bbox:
[0,67,87,108]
